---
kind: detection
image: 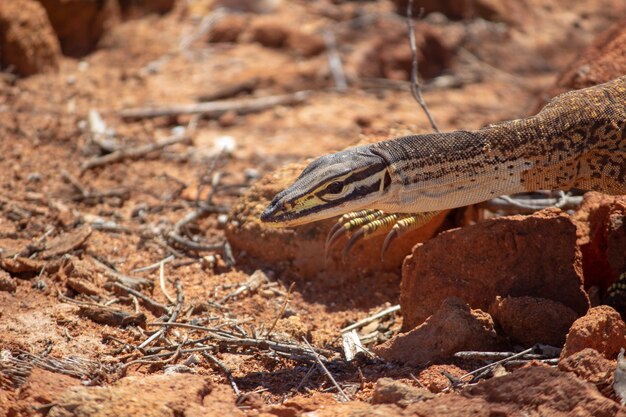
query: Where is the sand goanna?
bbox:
[260,76,626,254]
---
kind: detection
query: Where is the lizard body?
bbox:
[261,76,626,228]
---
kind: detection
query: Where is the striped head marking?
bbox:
[261,146,391,226]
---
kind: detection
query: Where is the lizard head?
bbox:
[261,146,392,227]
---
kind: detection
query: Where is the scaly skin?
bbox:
[261,76,626,228]
[369,75,626,213]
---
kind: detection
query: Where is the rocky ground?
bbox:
[0,0,625,416]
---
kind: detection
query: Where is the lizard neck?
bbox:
[370,75,626,213]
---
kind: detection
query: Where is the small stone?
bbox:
[0,271,16,293]
[213,0,282,13]
[558,348,614,397]
[207,14,248,43]
[371,378,435,407]
[373,297,499,366]
[561,305,626,360]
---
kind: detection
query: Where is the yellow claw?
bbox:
[325,209,384,257]
[342,213,410,262]
[380,212,439,259]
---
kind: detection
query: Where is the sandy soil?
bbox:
[1,1,625,416]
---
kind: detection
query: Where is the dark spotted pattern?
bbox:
[370,75,626,195]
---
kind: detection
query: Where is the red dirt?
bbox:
[0,0,625,416]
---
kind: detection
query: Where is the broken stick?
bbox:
[81,133,190,171]
[119,91,312,120]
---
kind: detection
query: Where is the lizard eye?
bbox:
[325,181,343,194]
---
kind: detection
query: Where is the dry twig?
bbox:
[138,279,184,349]
[120,91,312,120]
[265,282,295,338]
[324,29,347,92]
[302,337,350,402]
[480,192,583,214]
[111,282,169,316]
[406,0,440,132]
[202,352,241,396]
[81,133,191,171]
[159,261,176,305]
[341,304,400,333]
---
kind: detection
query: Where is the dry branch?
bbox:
[406,0,440,132]
[120,91,312,120]
[91,257,153,290]
[81,133,191,171]
[341,304,400,333]
[111,282,169,316]
[202,352,241,396]
[479,193,583,214]
[138,279,184,349]
[145,322,336,360]
[302,337,350,402]
[41,225,92,259]
[196,78,259,102]
[78,305,147,327]
[324,30,347,92]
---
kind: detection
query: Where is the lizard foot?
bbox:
[341,212,409,262]
[325,209,384,258]
[325,210,439,262]
[603,271,626,312]
[380,212,439,257]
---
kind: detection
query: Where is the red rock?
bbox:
[463,366,622,417]
[264,393,338,417]
[355,19,453,81]
[207,14,248,43]
[373,297,499,366]
[573,192,620,290]
[606,202,626,278]
[17,367,80,406]
[405,396,495,417]
[247,16,324,57]
[118,0,175,18]
[0,270,16,293]
[371,378,435,407]
[558,348,615,398]
[297,366,626,417]
[37,0,119,57]
[561,305,626,360]
[213,0,282,14]
[286,31,325,58]
[401,208,589,330]
[489,296,578,346]
[249,17,289,48]
[0,0,60,76]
